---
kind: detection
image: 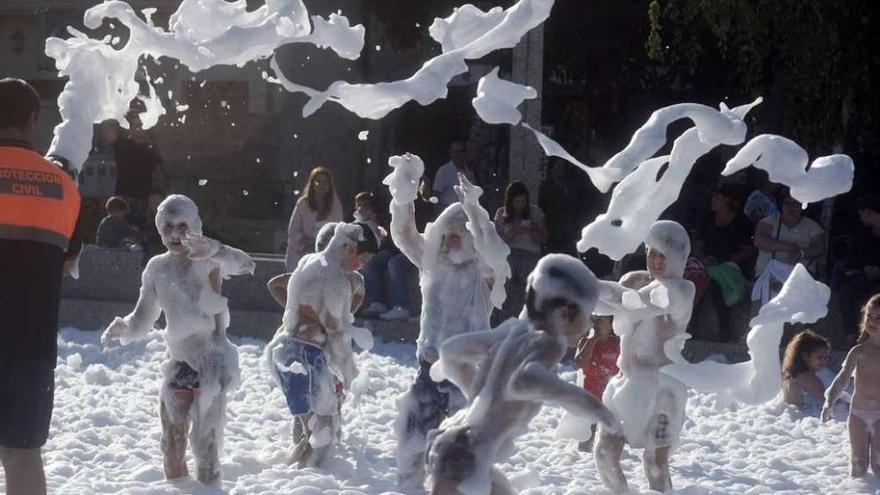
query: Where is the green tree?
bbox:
[648,0,880,159]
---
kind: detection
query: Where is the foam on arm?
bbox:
[384,154,426,268]
[455,174,511,308]
[431,326,507,397]
[508,361,617,429]
[213,244,256,277]
[120,268,162,344]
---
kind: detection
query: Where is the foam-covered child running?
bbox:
[823,293,880,477]
[263,222,376,467]
[427,254,619,495]
[101,194,255,486]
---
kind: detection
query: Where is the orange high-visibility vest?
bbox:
[0,145,80,250]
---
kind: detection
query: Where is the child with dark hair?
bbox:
[96,196,141,248]
[573,315,619,451]
[824,294,880,477]
[781,330,832,417]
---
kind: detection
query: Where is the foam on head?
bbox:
[525,254,598,322]
[155,194,202,235]
[645,220,690,279]
[423,202,476,266]
[315,222,339,252]
[323,222,364,254]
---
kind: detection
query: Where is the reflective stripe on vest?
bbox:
[0,146,80,250]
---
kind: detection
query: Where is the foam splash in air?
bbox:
[271,0,555,119]
[722,134,854,205]
[47,0,554,170]
[45,0,365,169]
[662,264,830,406]
[471,67,537,125]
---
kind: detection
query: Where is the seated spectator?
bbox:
[838,196,880,340]
[96,196,140,249]
[693,184,755,340]
[433,141,477,208]
[539,158,577,255]
[752,192,826,304]
[494,181,547,320]
[782,330,847,418]
[356,192,416,321]
[743,171,780,225]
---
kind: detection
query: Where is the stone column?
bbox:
[508,25,544,197]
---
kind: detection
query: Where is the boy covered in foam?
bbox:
[592,220,695,493]
[101,194,256,486]
[383,153,511,489]
[426,254,619,495]
[263,222,376,467]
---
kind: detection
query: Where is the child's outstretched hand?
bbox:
[183,234,222,260]
[101,317,128,347]
[820,403,833,423]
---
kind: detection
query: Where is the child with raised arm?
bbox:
[573,315,619,451]
[263,223,377,467]
[384,153,510,489]
[101,195,255,486]
[823,293,880,477]
[427,254,619,495]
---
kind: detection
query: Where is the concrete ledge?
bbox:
[63,245,291,312]
[60,297,421,344]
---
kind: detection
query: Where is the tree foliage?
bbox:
[648,0,880,157]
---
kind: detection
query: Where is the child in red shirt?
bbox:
[573,315,620,451]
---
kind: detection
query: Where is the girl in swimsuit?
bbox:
[824,293,880,477]
[781,330,831,417]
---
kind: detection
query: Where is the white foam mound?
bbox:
[472,67,537,125]
[662,264,830,407]
[722,134,855,205]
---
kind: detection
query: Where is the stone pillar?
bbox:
[508,25,544,198]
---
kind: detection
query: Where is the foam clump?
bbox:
[472,67,537,125]
[662,264,830,406]
[722,134,854,205]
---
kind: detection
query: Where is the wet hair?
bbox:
[354,222,379,255]
[855,195,880,214]
[857,294,880,344]
[0,78,41,129]
[782,330,829,379]
[105,196,129,213]
[354,191,375,210]
[302,166,337,219]
[503,181,531,221]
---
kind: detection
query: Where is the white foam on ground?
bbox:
[3,327,876,494]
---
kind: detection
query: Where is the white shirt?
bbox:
[755,214,824,275]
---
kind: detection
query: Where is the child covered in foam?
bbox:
[101,195,255,486]
[427,254,619,495]
[263,222,376,467]
[384,153,510,489]
[592,220,694,493]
